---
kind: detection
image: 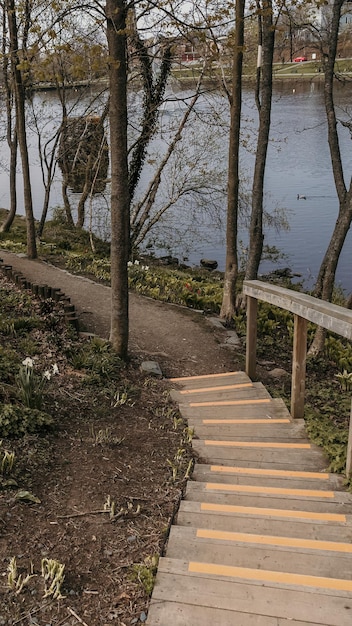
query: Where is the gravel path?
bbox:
[0,250,242,378]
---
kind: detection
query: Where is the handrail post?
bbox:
[346,399,352,477]
[291,314,308,418]
[246,295,258,380]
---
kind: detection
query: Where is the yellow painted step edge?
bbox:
[210,466,330,479]
[171,371,242,382]
[189,561,352,591]
[190,399,271,407]
[205,482,334,498]
[200,502,346,522]
[180,383,253,394]
[203,419,291,424]
[204,441,311,449]
[196,528,352,552]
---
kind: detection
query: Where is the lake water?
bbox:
[0,80,351,293]
[169,80,352,293]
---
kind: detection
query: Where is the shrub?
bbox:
[0,404,53,437]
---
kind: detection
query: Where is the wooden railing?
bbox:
[243,280,352,475]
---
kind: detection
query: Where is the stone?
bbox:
[140,361,163,378]
[224,331,241,346]
[268,367,288,379]
[200,258,218,270]
[207,316,226,329]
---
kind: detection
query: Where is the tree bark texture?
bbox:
[0,10,17,233]
[106,0,130,359]
[310,0,352,354]
[245,0,275,281]
[6,0,37,258]
[220,0,245,323]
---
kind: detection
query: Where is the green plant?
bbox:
[7,557,35,594]
[305,408,348,474]
[90,426,125,446]
[71,338,122,380]
[16,358,59,410]
[112,388,135,407]
[335,370,352,391]
[0,443,15,475]
[0,403,53,437]
[183,426,195,443]
[41,558,65,599]
[103,495,116,519]
[131,555,159,596]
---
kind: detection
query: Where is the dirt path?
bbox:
[0,250,243,378]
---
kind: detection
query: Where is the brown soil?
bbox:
[0,251,244,626]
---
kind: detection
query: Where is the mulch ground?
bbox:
[0,273,198,626]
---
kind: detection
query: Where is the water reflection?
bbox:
[0,81,351,292]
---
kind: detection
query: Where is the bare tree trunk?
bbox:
[58,109,75,228]
[0,9,17,234]
[245,0,275,281]
[0,137,18,233]
[6,0,37,258]
[106,0,130,359]
[219,0,245,324]
[309,0,352,355]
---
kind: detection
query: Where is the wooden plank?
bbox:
[191,465,343,491]
[203,482,335,499]
[192,441,328,469]
[190,426,307,440]
[189,561,352,592]
[202,440,311,448]
[149,560,352,625]
[195,528,352,554]
[170,371,249,385]
[185,482,352,515]
[346,399,352,476]
[291,314,308,418]
[179,400,291,420]
[200,417,292,423]
[174,387,271,404]
[242,280,352,340]
[177,503,352,542]
[177,382,254,395]
[246,295,258,379]
[207,465,330,480]
[198,501,346,521]
[166,529,352,579]
[147,597,340,626]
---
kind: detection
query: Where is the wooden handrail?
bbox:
[242,280,352,475]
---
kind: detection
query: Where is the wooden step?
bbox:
[176,501,352,542]
[192,464,345,490]
[184,482,352,513]
[189,421,306,440]
[192,439,329,470]
[179,400,291,420]
[171,381,270,404]
[146,372,352,626]
[166,526,352,579]
[170,371,251,389]
[147,558,352,626]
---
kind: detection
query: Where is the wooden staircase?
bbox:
[146,371,352,626]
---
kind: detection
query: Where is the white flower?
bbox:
[143,265,149,271]
[127,261,133,267]
[52,363,59,375]
[22,357,34,368]
[134,260,140,266]
[43,370,51,381]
